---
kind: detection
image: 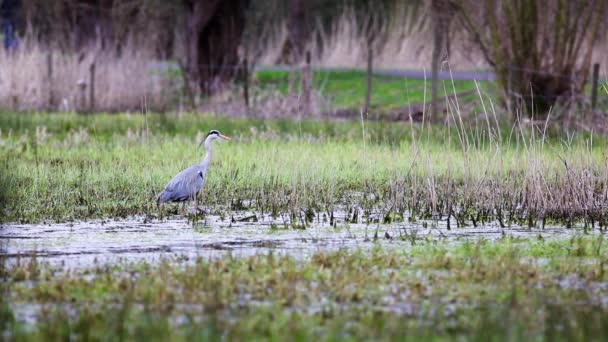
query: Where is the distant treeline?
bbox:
[1,1,419,56]
[0,0,427,94]
[1,0,605,116]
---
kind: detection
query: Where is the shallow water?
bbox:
[0,211,585,269]
[3,212,607,333]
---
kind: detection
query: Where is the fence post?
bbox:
[77,80,87,114]
[506,65,513,117]
[431,19,442,121]
[591,63,600,110]
[288,57,296,97]
[300,50,312,116]
[89,62,96,112]
[177,60,195,109]
[47,52,54,110]
[243,57,250,114]
[363,40,373,115]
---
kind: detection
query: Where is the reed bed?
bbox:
[1,111,606,227]
[0,41,172,112]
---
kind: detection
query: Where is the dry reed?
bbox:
[0,39,173,112]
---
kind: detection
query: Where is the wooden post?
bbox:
[506,65,513,117]
[288,57,296,97]
[243,57,250,113]
[77,80,87,114]
[300,50,312,115]
[178,59,195,109]
[89,62,96,112]
[11,95,18,110]
[47,52,54,110]
[429,0,455,122]
[431,16,443,121]
[363,40,373,115]
[591,63,600,110]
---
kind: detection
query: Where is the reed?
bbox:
[0,40,172,112]
[1,111,606,227]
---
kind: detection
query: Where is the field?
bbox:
[254,69,482,112]
[2,103,608,340]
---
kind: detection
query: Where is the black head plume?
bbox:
[199,130,220,147]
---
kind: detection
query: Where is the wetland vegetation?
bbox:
[3,237,608,340]
[1,111,606,227]
[2,0,608,339]
[3,110,608,340]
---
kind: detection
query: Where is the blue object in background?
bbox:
[2,20,17,51]
[1,0,19,52]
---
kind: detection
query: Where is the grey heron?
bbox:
[157,130,231,212]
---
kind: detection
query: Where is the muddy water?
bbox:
[0,212,583,269]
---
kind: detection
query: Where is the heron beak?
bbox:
[220,134,231,141]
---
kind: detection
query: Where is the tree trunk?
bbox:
[184,0,220,93]
[430,0,455,120]
[286,0,309,96]
[430,21,443,120]
[287,0,308,64]
[456,0,606,116]
[184,0,249,95]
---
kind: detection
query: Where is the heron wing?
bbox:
[158,165,204,202]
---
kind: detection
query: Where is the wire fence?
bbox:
[1,48,606,117]
[168,58,606,120]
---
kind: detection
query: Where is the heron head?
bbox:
[199,130,231,147]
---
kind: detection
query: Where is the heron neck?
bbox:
[201,138,213,167]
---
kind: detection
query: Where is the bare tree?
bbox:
[455,0,606,116]
[20,0,178,56]
[183,0,220,93]
[183,0,250,95]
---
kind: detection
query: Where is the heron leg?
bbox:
[156,201,163,221]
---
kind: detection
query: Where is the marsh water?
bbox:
[4,211,608,334]
[1,211,587,269]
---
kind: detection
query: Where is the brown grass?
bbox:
[255,10,488,70]
[0,39,173,112]
[256,9,608,76]
[1,10,606,114]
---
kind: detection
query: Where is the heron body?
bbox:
[157,166,205,203]
[157,130,230,205]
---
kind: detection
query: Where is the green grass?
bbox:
[255,69,482,111]
[253,70,608,119]
[3,237,608,340]
[4,110,608,340]
[1,111,607,224]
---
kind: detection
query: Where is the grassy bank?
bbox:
[1,112,607,224]
[3,237,608,340]
[255,69,481,111]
